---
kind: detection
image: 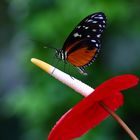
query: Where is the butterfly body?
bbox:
[55,12,106,75]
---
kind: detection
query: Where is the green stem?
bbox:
[99,102,139,140]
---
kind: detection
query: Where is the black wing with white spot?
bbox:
[62,12,107,51]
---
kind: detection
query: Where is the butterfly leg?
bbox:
[51,58,61,74]
[63,60,67,73]
[77,67,87,75]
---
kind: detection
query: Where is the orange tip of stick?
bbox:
[31,58,53,74]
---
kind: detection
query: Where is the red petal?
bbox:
[48,74,139,140]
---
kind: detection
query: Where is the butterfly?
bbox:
[55,12,106,75]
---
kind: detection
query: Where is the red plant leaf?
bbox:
[48,74,139,140]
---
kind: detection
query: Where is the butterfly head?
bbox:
[55,49,66,60]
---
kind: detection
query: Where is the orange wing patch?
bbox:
[67,47,97,67]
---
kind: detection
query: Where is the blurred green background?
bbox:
[0,0,140,140]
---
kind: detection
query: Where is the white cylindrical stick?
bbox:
[31,58,94,97]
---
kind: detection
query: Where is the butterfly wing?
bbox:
[62,12,106,74]
[67,39,99,67]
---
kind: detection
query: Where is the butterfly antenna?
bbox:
[30,39,58,51]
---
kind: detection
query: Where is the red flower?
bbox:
[48,74,138,140]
